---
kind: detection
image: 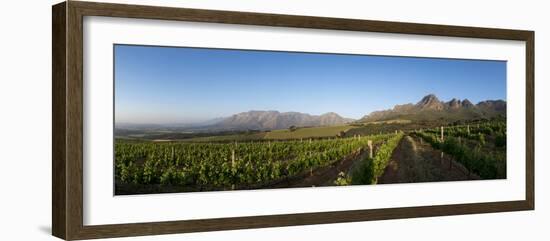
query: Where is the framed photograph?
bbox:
[52,1,534,240]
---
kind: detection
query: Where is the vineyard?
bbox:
[412,120,506,179]
[115,133,402,194]
[334,133,403,185]
[115,120,505,194]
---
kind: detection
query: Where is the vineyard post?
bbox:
[440,126,444,142]
[367,140,373,159]
[231,149,235,190]
[467,124,470,135]
[231,149,235,167]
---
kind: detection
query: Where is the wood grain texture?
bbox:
[74,201,530,240]
[51,1,535,240]
[66,2,85,240]
[52,2,67,240]
[525,32,535,209]
[71,1,533,40]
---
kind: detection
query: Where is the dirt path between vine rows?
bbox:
[264,148,369,189]
[379,135,479,184]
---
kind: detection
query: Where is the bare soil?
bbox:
[116,135,482,195]
[379,135,479,184]
[264,148,369,188]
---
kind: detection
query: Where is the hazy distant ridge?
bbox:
[214,110,354,130]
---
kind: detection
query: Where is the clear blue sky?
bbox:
[114,44,506,124]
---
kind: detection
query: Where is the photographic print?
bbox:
[114,44,507,195]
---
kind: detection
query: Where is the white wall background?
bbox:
[0,0,547,240]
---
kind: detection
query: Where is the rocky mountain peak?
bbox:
[360,94,506,123]
[462,99,473,107]
[321,112,338,116]
[217,110,354,130]
[416,94,444,110]
[476,100,507,112]
[447,98,462,109]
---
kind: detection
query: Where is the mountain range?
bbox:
[116,94,506,132]
[360,94,506,122]
[213,110,354,130]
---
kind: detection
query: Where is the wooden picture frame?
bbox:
[52,1,534,240]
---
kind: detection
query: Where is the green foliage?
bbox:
[478,133,486,146]
[351,158,375,185]
[289,125,298,132]
[372,133,404,180]
[495,132,506,147]
[334,172,352,186]
[351,133,404,184]
[440,137,498,179]
[115,133,397,190]
[413,120,506,179]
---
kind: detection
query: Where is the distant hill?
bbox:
[360,94,506,123]
[213,110,354,130]
[115,94,506,133]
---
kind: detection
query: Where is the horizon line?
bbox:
[115,96,507,126]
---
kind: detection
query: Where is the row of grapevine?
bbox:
[413,120,506,179]
[423,121,506,147]
[115,133,398,191]
[347,132,404,185]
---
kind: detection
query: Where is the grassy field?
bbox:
[180,125,358,142]
[180,132,266,142]
[264,125,356,140]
